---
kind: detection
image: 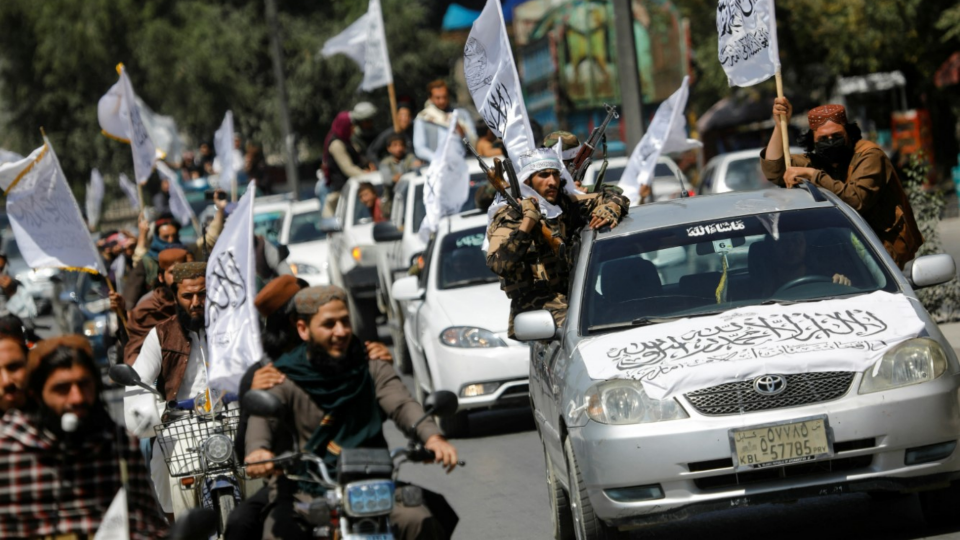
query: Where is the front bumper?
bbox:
[430,342,531,411]
[569,373,960,528]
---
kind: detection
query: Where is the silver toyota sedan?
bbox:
[517,186,960,539]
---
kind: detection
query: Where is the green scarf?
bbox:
[273,340,384,469]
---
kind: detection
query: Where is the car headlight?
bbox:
[202,434,234,464]
[859,337,947,394]
[344,480,394,517]
[83,318,107,337]
[290,262,321,275]
[440,327,507,348]
[585,380,688,425]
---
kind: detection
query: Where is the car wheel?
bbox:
[544,444,575,540]
[348,293,380,343]
[564,438,623,540]
[919,483,960,527]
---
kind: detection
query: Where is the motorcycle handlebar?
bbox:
[170,392,239,411]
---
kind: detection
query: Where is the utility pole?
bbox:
[611,0,644,149]
[265,0,300,199]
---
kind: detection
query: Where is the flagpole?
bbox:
[775,69,792,168]
[388,83,400,133]
[103,275,130,333]
[136,183,146,212]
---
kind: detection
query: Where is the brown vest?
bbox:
[154,316,192,402]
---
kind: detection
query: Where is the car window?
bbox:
[724,158,775,191]
[700,165,716,193]
[288,210,327,244]
[254,210,286,244]
[580,207,897,335]
[353,185,385,225]
[436,227,498,290]
[413,178,484,233]
[413,185,426,233]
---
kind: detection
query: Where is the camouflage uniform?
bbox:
[486,186,629,338]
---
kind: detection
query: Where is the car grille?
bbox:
[684,372,855,416]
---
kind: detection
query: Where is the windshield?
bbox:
[586,163,671,186]
[580,207,897,335]
[288,210,327,244]
[254,210,286,245]
[437,227,499,290]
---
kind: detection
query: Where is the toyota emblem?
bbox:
[754,375,787,396]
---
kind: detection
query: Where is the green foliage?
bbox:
[902,152,960,322]
[0,0,457,197]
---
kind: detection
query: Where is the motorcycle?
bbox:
[243,388,464,539]
[110,364,246,536]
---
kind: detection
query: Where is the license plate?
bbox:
[730,416,832,470]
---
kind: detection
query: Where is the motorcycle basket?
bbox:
[155,406,240,477]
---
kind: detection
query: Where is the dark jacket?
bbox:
[760,140,923,268]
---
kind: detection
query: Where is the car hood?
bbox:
[287,240,329,261]
[434,282,510,334]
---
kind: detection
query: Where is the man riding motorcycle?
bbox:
[244,285,459,540]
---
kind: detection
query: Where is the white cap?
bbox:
[350,102,377,122]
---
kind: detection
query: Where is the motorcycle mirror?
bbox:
[167,507,217,540]
[425,391,459,418]
[109,364,142,387]
[243,389,283,418]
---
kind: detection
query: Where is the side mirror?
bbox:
[167,508,217,540]
[109,364,142,387]
[372,222,403,243]
[318,218,341,233]
[425,391,459,418]
[904,254,957,289]
[243,389,283,418]
[514,310,558,341]
[392,275,424,302]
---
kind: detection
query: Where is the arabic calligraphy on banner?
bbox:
[578,291,925,399]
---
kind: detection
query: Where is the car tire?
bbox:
[919,483,960,527]
[348,293,379,343]
[544,444,575,540]
[564,438,624,540]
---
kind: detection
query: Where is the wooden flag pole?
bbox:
[136,182,146,213]
[774,69,792,168]
[103,276,129,333]
[387,83,400,133]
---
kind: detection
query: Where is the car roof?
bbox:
[439,209,489,235]
[599,187,834,238]
[290,199,320,213]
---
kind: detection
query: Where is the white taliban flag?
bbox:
[206,183,263,393]
[213,111,236,196]
[0,139,101,273]
[86,168,105,229]
[321,0,393,92]
[464,0,535,158]
[118,173,140,211]
[157,161,196,228]
[419,112,469,244]
[717,0,781,87]
[93,487,129,540]
[137,96,182,163]
[620,76,701,205]
[97,64,157,184]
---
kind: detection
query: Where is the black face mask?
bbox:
[814,136,852,165]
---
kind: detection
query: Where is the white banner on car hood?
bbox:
[578,291,925,400]
[205,183,263,393]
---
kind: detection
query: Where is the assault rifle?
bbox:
[569,103,619,187]
[463,139,563,256]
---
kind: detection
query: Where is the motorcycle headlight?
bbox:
[440,327,506,348]
[83,318,106,337]
[585,380,688,425]
[859,337,948,394]
[344,480,394,517]
[202,434,234,464]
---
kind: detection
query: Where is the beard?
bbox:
[177,303,205,333]
[306,336,360,376]
[38,399,106,441]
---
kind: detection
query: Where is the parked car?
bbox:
[1,231,57,314]
[517,185,960,538]
[698,146,803,195]
[580,155,690,200]
[391,210,530,437]
[282,198,330,287]
[323,172,386,342]
[372,163,489,373]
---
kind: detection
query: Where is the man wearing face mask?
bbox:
[124,261,211,515]
[0,336,168,538]
[760,98,922,268]
[486,148,630,338]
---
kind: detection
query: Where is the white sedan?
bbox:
[392,210,530,437]
[281,199,330,286]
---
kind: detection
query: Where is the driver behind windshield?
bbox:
[762,231,851,297]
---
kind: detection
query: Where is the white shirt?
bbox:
[123,326,209,438]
